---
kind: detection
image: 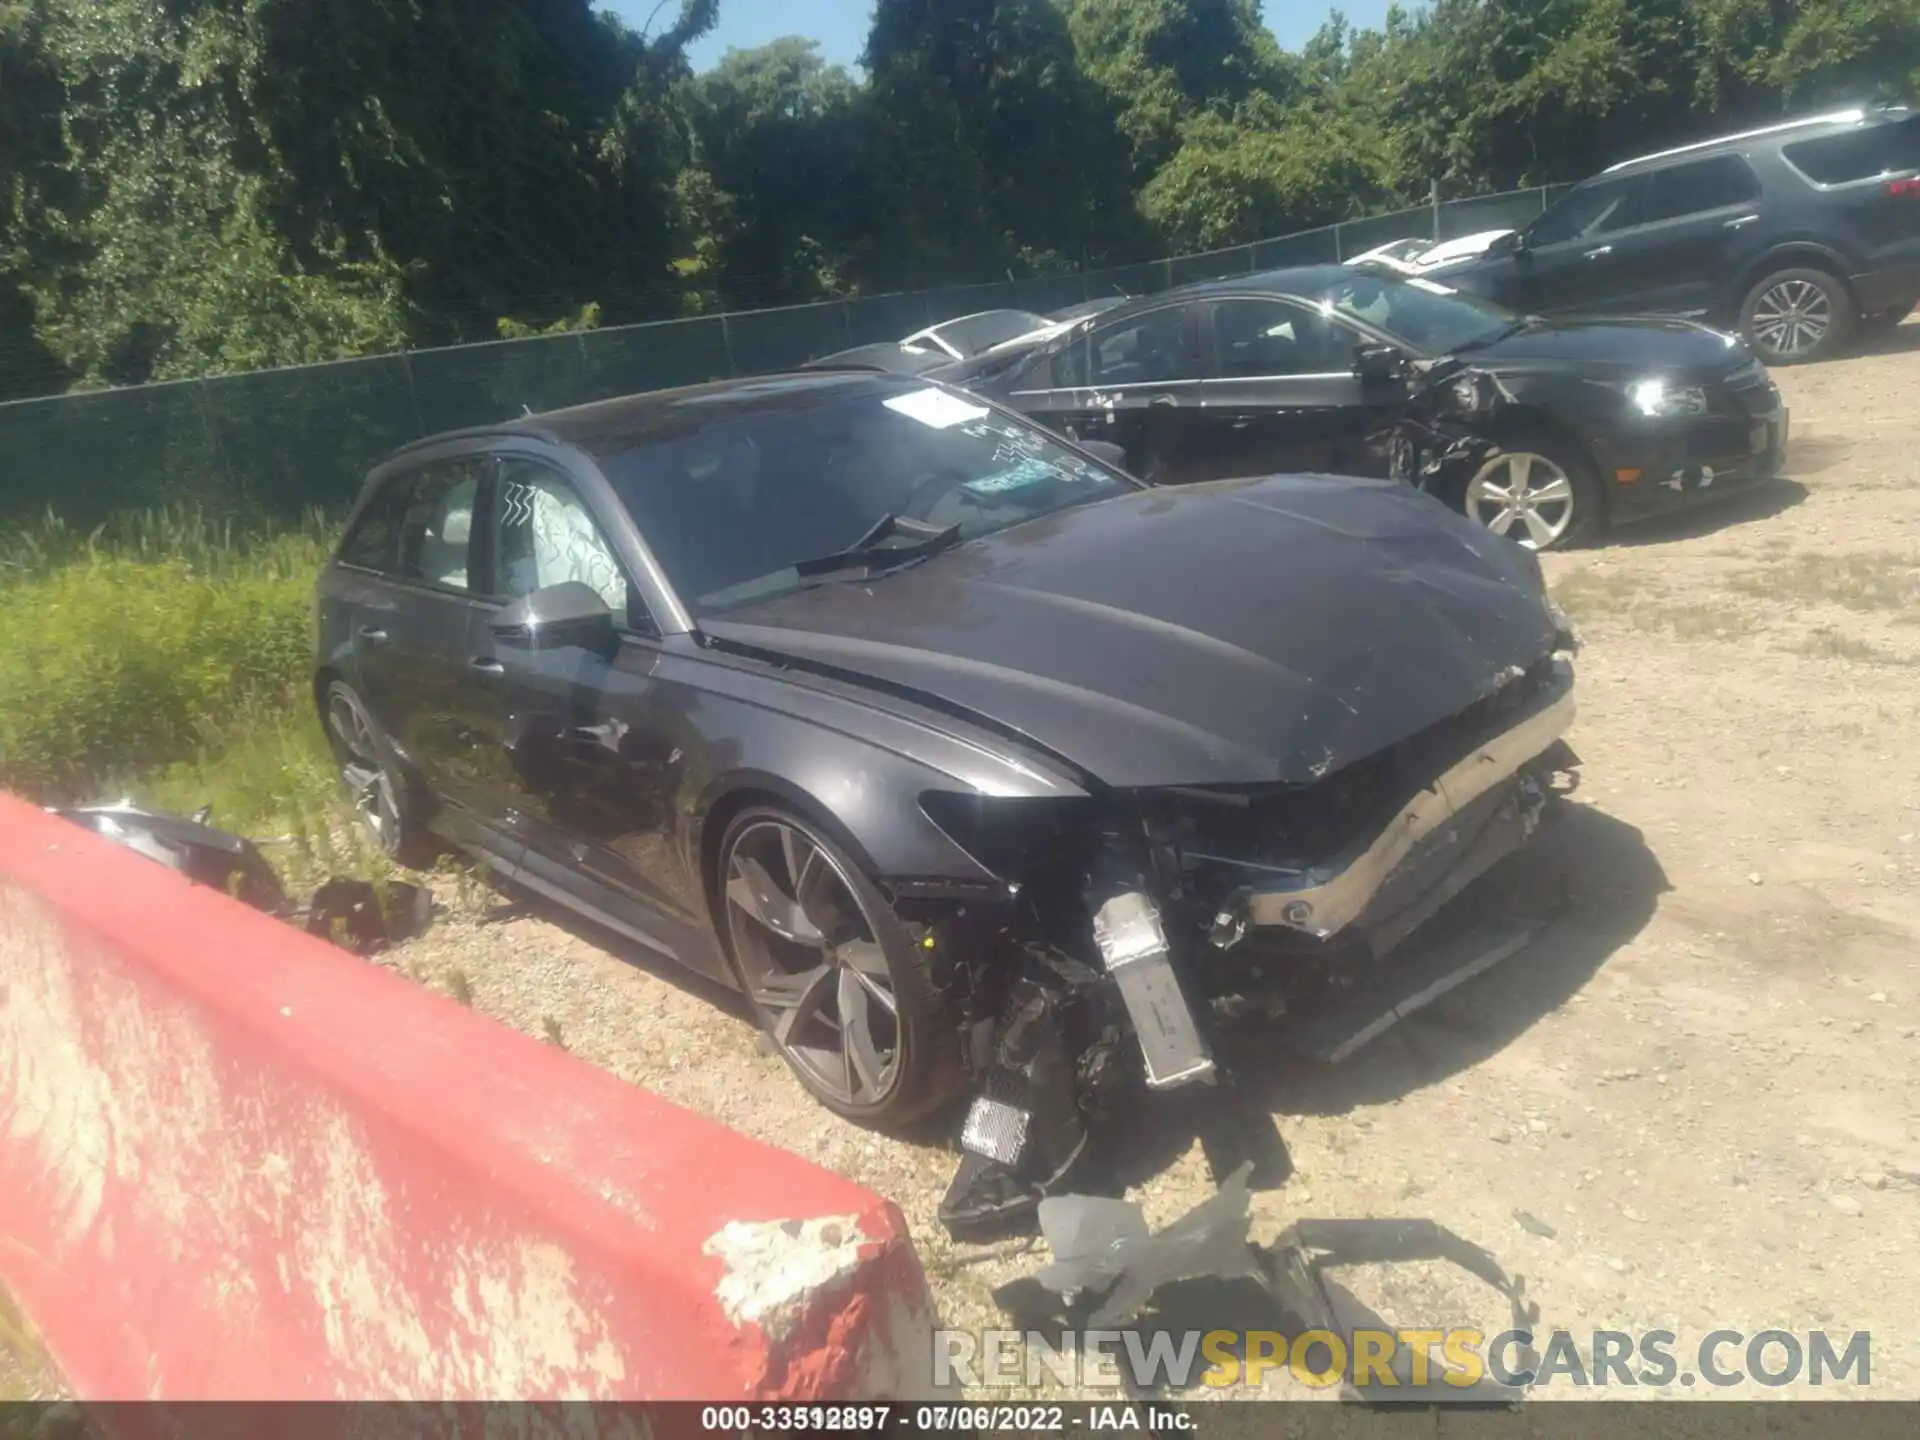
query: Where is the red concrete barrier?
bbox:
[0,793,950,1400]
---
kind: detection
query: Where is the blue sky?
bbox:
[603,1,1400,72]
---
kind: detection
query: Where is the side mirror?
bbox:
[490,581,616,650]
[1077,438,1130,471]
[1354,343,1407,382]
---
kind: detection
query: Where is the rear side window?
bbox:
[1527,178,1639,246]
[397,461,479,592]
[1637,154,1762,222]
[336,477,410,572]
[1782,117,1920,185]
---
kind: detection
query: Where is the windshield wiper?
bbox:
[1454,316,1538,351]
[791,513,963,580]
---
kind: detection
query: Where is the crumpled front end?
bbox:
[924,645,1581,1241]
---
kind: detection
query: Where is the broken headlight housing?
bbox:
[1449,372,1494,411]
[1627,378,1709,417]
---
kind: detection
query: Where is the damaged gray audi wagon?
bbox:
[313,370,1581,1232]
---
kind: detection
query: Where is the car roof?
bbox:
[1597,104,1914,178]
[382,370,936,467]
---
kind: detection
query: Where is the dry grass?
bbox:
[1552,567,1759,642]
[1728,550,1920,616]
[1795,627,1917,667]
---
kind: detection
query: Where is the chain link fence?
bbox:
[0,185,1571,532]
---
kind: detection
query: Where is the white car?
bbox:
[901,309,1052,361]
[1348,229,1516,275]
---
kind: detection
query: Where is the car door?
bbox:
[351,455,502,848]
[1597,154,1768,317]
[1512,174,1645,314]
[1018,302,1208,482]
[1193,296,1394,479]
[469,450,717,970]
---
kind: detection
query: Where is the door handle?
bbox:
[1582,245,1613,260]
[469,657,505,676]
[1724,214,1759,231]
[1230,419,1253,430]
[1149,394,1179,408]
[356,626,388,644]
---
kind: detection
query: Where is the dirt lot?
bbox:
[389,322,1920,1400]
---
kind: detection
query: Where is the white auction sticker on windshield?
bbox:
[884,388,990,429]
[1407,277,1457,295]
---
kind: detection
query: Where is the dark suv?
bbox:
[1430,105,1920,364]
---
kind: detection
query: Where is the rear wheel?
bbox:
[1740,267,1855,365]
[1462,438,1601,552]
[717,807,965,1126]
[322,680,437,869]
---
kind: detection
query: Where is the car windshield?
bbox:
[590,382,1135,616]
[929,310,1049,355]
[1315,273,1520,355]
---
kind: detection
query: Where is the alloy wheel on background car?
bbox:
[722,817,903,1109]
[1748,277,1833,360]
[1464,451,1578,550]
[325,683,405,857]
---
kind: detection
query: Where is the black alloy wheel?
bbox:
[323,680,434,868]
[717,808,963,1125]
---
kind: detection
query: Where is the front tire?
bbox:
[1461,436,1601,552]
[716,807,966,1126]
[1741,267,1855,365]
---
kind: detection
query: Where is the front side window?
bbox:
[1056,305,1193,388]
[493,458,639,625]
[1209,298,1358,377]
[588,381,1135,615]
[1637,155,1762,223]
[397,461,478,592]
[1527,178,1639,247]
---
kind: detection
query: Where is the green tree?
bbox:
[681,38,865,307]
[861,0,1139,289]
[1061,0,1295,182]
[2,2,85,396]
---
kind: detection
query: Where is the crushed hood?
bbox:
[699,475,1560,789]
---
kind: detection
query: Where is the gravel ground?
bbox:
[380,320,1920,1400]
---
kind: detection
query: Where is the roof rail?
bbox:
[1602,107,1883,174]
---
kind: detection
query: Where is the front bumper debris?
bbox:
[992,1163,1541,1401]
[1091,890,1215,1090]
[1227,656,1575,942]
[936,652,1581,1245]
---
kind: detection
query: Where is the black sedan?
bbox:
[971,266,1791,551]
[315,371,1578,1229]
